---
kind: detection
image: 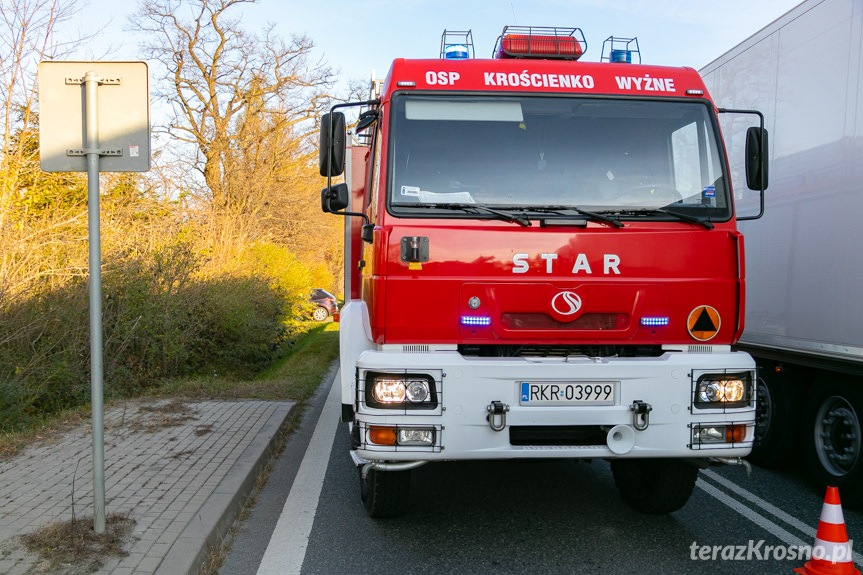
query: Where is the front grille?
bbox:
[510,425,606,446]
[501,313,629,330]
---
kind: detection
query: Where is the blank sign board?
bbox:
[39,61,150,172]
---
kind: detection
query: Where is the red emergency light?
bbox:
[494,26,586,60]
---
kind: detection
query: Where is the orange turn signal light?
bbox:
[725,425,746,443]
[369,426,397,446]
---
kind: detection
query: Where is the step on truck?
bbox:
[320,27,769,517]
[701,0,863,505]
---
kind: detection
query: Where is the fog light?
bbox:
[693,424,748,445]
[693,425,725,443]
[397,428,435,446]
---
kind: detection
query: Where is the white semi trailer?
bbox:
[701,0,863,504]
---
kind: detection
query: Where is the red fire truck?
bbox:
[319,27,768,517]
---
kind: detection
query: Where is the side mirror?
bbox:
[319,112,346,177]
[745,126,769,191]
[321,183,350,213]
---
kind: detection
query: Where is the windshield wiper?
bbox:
[396,202,532,227]
[524,206,625,228]
[619,208,715,229]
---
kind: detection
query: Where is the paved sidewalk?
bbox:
[0,398,295,575]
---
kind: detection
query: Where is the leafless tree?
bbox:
[132,0,337,218]
[0,0,90,231]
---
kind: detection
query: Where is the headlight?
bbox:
[405,380,430,403]
[371,379,407,403]
[366,373,437,409]
[694,373,752,409]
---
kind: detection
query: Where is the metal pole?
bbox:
[84,70,106,535]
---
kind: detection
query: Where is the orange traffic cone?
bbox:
[795,486,860,575]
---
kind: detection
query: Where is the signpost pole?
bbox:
[84,70,106,535]
[39,61,150,535]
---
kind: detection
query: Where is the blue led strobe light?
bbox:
[640,316,670,327]
[461,316,492,326]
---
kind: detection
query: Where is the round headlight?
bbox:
[372,379,406,403]
[698,381,722,403]
[723,379,746,402]
[405,380,430,403]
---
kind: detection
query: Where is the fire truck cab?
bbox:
[320,27,768,518]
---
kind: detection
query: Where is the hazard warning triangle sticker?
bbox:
[688,306,721,341]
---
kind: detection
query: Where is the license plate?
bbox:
[519,382,616,406]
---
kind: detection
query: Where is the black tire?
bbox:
[312,306,329,322]
[611,459,699,514]
[748,372,800,468]
[359,466,411,518]
[802,380,863,507]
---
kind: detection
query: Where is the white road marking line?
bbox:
[256,373,340,575]
[699,468,863,566]
[696,478,810,548]
[701,469,816,539]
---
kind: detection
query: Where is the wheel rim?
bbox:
[754,377,772,446]
[814,395,861,476]
[313,308,328,321]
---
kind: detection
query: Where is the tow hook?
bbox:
[487,401,510,432]
[631,400,652,431]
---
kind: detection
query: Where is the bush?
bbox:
[0,237,308,431]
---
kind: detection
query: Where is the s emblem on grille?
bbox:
[551,291,582,316]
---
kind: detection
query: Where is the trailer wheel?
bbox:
[359,466,411,518]
[610,459,698,514]
[803,382,863,507]
[748,373,800,467]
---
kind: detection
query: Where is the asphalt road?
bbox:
[219,374,863,575]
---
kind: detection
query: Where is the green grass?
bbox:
[0,321,340,458]
[148,321,339,401]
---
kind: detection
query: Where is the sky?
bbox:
[70,0,806,92]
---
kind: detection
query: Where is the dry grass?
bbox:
[21,513,135,574]
[0,410,86,459]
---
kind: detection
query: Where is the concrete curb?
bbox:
[155,402,296,575]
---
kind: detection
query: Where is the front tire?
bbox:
[611,459,699,514]
[802,380,863,507]
[359,466,411,518]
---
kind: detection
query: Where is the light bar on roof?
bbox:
[493,26,586,61]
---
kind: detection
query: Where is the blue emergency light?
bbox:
[445,44,470,59]
[640,316,670,327]
[440,30,475,59]
[601,36,641,64]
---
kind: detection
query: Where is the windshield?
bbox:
[388,94,730,221]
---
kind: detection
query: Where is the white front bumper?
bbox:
[351,349,756,462]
